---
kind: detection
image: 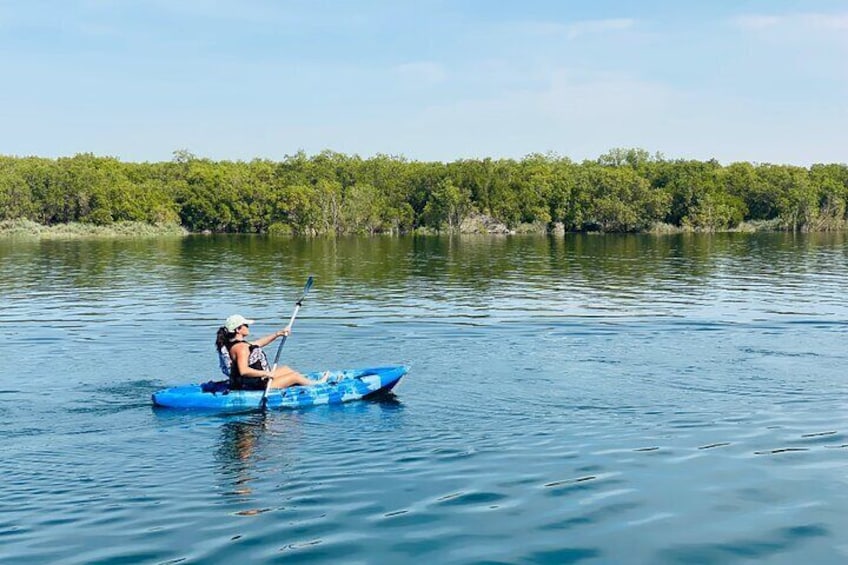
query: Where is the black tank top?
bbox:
[226,340,270,390]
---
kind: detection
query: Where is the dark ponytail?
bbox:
[215,326,235,351]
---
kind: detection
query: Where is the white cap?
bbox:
[224,314,255,332]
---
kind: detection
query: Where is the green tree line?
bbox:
[1,148,846,234]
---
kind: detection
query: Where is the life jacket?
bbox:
[225,340,270,389]
[218,342,270,376]
[218,346,232,377]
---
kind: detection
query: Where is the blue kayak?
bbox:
[152,365,407,411]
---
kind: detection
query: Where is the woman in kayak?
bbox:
[215,314,329,390]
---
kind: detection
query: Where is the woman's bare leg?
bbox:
[269,366,329,389]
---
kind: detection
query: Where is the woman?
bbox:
[215,314,328,390]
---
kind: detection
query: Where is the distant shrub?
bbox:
[267,222,294,236]
[0,220,187,239]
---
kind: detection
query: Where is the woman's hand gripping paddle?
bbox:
[261,276,315,410]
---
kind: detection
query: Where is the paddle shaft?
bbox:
[271,303,302,370]
[261,276,314,408]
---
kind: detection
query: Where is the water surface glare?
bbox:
[2,233,848,563]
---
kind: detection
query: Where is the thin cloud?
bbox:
[516,18,636,39]
[733,12,848,32]
[732,15,781,30]
[567,18,635,39]
[394,61,448,86]
[801,13,848,30]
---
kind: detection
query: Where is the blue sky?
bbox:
[1,0,846,165]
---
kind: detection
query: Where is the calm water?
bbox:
[2,233,848,564]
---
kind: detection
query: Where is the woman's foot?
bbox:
[317,371,331,383]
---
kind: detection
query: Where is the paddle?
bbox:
[261,276,315,409]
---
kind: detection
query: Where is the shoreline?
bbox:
[1,218,843,240]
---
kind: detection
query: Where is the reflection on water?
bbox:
[216,415,270,504]
[4,233,846,324]
[2,233,848,563]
